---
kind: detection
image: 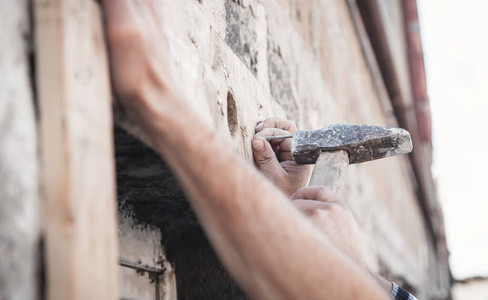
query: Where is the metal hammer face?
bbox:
[291,124,413,165]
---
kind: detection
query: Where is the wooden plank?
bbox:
[34,0,119,299]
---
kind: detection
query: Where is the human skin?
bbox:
[252,117,393,293]
[253,119,362,261]
[252,117,314,197]
[103,1,389,299]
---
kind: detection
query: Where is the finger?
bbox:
[254,128,293,149]
[291,186,340,203]
[255,128,294,162]
[278,150,294,161]
[255,117,298,134]
[251,137,285,176]
[291,199,324,215]
[254,127,290,139]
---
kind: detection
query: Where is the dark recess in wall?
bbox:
[114,126,247,300]
[227,90,238,136]
[225,0,258,76]
[224,0,299,123]
[267,38,300,123]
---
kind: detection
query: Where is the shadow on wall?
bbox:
[114,127,248,300]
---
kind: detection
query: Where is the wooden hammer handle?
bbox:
[308,150,349,197]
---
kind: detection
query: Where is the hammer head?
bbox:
[291,124,413,164]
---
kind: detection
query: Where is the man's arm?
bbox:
[252,119,420,298]
[103,1,389,299]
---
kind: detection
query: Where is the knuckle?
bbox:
[315,186,331,193]
[259,128,275,136]
[290,190,302,200]
[328,202,351,217]
[260,119,275,130]
[254,128,271,138]
[326,202,343,213]
[308,207,326,222]
[312,186,331,196]
[318,185,333,193]
[310,186,340,202]
[255,153,274,165]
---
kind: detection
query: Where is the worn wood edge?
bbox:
[34,0,119,299]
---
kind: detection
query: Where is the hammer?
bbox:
[265,124,413,196]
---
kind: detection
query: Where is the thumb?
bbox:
[291,186,340,203]
[252,137,283,175]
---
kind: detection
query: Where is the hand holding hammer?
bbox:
[265,124,413,196]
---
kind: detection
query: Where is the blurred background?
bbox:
[419,0,488,298]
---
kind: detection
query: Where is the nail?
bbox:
[251,138,265,151]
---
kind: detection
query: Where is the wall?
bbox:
[115,0,448,299]
[0,0,41,299]
[0,0,449,299]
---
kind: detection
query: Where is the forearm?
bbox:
[133,88,389,300]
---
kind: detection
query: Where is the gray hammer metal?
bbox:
[265,124,413,196]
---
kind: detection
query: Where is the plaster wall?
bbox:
[115,0,442,299]
[0,1,40,299]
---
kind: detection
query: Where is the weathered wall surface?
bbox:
[0,0,40,299]
[0,0,444,299]
[114,0,447,299]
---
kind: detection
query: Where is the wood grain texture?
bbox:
[309,150,349,197]
[34,0,119,299]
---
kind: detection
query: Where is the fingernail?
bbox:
[252,138,265,151]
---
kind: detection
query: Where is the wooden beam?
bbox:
[34,0,119,299]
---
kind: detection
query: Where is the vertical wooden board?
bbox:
[34,0,119,299]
